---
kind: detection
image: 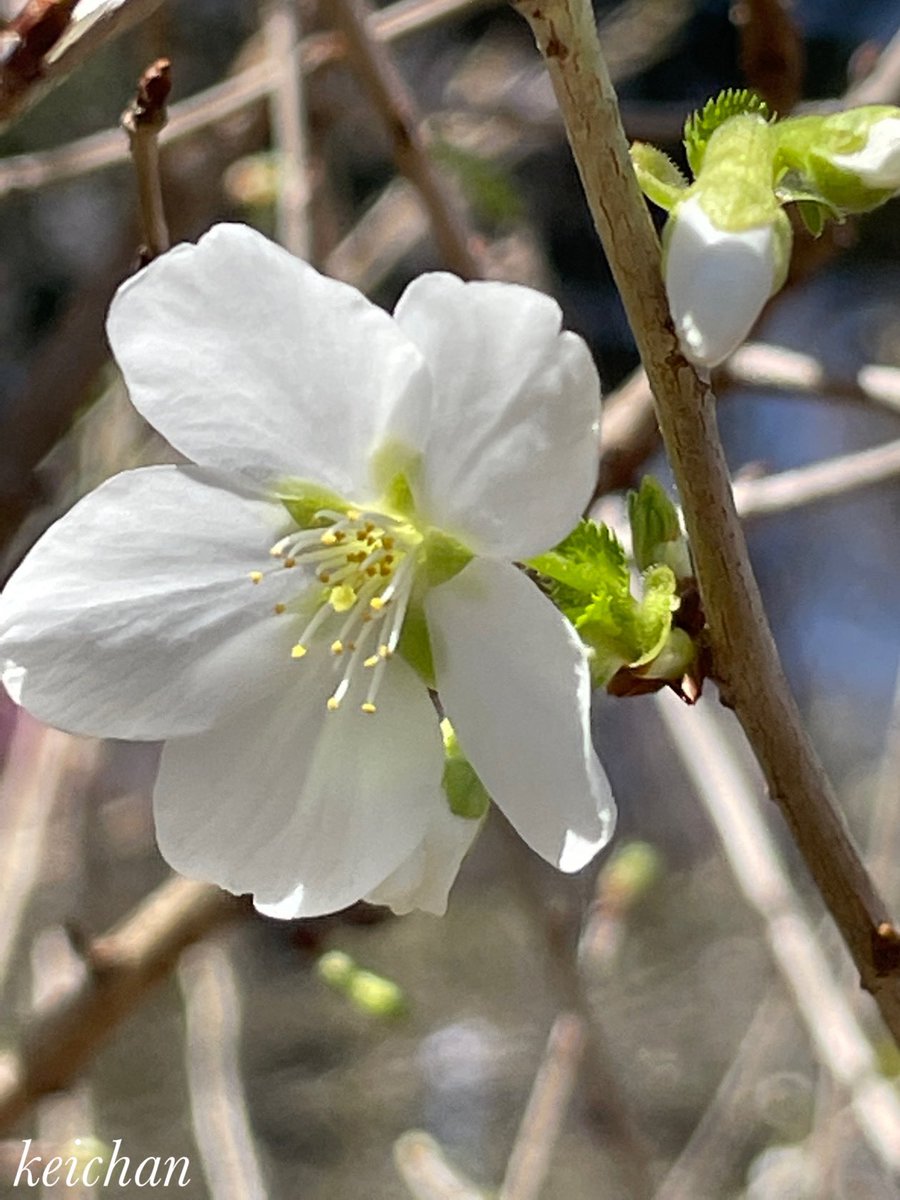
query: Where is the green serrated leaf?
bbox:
[528,520,629,604]
[684,88,772,177]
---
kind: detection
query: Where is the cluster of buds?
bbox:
[632,94,900,369]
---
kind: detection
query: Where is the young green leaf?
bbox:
[684,88,772,177]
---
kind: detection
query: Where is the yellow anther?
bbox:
[291,644,308,659]
[370,596,386,612]
[330,584,357,613]
[319,571,331,583]
[366,566,377,577]
[364,654,379,668]
[274,603,286,615]
[382,536,394,550]
[320,531,338,546]
[346,509,361,521]
[327,696,341,711]
[378,644,391,658]
[379,564,391,577]
[249,571,263,584]
[331,640,344,655]
[356,530,368,541]
[361,702,377,714]
[284,557,297,569]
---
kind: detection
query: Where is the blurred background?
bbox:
[1,0,900,1196]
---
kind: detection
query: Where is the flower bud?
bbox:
[777,107,900,213]
[663,195,791,369]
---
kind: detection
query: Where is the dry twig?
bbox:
[0,877,243,1132]
[655,691,900,1178]
[733,437,900,519]
[263,0,312,259]
[121,57,172,260]
[328,0,480,277]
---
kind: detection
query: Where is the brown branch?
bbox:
[510,0,900,1042]
[733,437,900,519]
[121,57,172,260]
[0,877,243,1132]
[327,0,481,278]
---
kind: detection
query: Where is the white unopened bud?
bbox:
[663,195,790,369]
[827,114,900,190]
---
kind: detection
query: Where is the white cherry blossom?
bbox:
[0,223,615,917]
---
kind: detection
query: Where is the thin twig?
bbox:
[655,690,900,1176]
[732,437,900,519]
[394,1132,489,1200]
[178,944,269,1200]
[845,23,900,107]
[121,57,171,260]
[511,0,900,1043]
[0,877,243,1132]
[723,342,900,418]
[0,720,98,994]
[263,0,312,259]
[497,1014,586,1200]
[0,0,168,128]
[326,0,480,277]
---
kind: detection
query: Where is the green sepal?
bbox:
[440,720,490,820]
[421,529,473,588]
[627,476,688,576]
[277,482,350,528]
[630,142,689,211]
[397,595,435,687]
[382,472,416,519]
[684,88,772,177]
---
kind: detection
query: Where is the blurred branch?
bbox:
[723,343,900,417]
[497,1013,585,1200]
[178,944,268,1200]
[655,691,900,1177]
[0,721,100,992]
[0,0,492,202]
[0,877,243,1132]
[263,0,312,259]
[0,0,169,129]
[328,0,480,277]
[845,23,900,107]
[512,0,900,1044]
[121,56,172,260]
[652,991,795,1200]
[732,437,900,519]
[395,1132,488,1200]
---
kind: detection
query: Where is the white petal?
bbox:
[425,558,615,872]
[154,655,444,918]
[830,116,900,188]
[365,803,481,915]
[107,224,432,499]
[393,274,601,559]
[665,195,777,369]
[0,465,302,739]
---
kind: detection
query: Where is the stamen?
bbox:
[361,702,377,714]
[274,603,286,615]
[249,571,263,584]
[331,640,344,655]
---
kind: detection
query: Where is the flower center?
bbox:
[250,507,421,714]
